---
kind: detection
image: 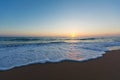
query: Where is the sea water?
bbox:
[0,36,120,70]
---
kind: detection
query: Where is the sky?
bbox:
[0,0,120,37]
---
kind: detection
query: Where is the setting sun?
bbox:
[70,33,77,38]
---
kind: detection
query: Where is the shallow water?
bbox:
[0,37,120,70]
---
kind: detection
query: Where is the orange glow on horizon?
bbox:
[2,31,120,37]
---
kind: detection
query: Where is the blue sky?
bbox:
[0,0,120,37]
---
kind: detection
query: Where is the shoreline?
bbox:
[0,50,120,80]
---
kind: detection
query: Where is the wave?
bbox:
[79,38,97,40]
[0,41,120,70]
[0,37,120,70]
[0,37,42,41]
[0,41,67,48]
[0,37,104,42]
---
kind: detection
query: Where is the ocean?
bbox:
[0,36,120,70]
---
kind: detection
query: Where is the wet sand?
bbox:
[0,50,120,80]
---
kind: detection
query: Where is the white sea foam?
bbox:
[0,37,120,70]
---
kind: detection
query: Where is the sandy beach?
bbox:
[0,50,120,80]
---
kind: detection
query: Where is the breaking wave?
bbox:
[0,37,120,70]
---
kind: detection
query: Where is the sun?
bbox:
[70,33,77,38]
